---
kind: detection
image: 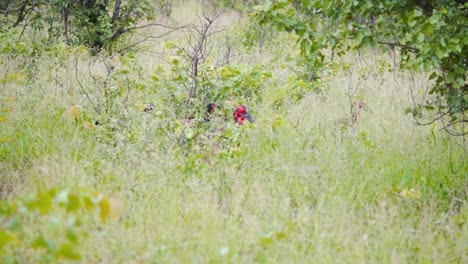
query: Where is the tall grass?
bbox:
[0,1,466,263]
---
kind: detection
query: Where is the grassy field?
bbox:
[0,1,467,263]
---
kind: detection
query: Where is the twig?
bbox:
[377,41,420,53]
[117,29,181,53]
[74,55,100,114]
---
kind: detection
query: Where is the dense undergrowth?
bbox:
[0,1,467,263]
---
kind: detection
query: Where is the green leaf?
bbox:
[185,128,195,139]
[32,236,49,249]
[0,229,19,249]
[23,195,37,211]
[440,38,446,47]
[83,196,95,211]
[58,242,82,260]
[0,201,12,214]
[46,216,61,233]
[417,33,425,42]
[446,72,456,84]
[408,20,417,27]
[66,227,79,244]
[56,190,69,206]
[32,235,57,252]
[262,1,273,12]
[38,192,52,214]
[67,193,81,212]
[4,215,21,232]
[260,235,274,246]
[428,14,439,24]
[274,231,288,240]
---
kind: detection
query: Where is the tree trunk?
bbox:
[112,0,121,24]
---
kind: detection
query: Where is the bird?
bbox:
[143,103,155,113]
[233,105,254,125]
[204,103,220,122]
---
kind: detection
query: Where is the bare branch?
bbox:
[129,22,186,31]
[74,55,100,114]
[117,28,182,53]
[377,41,420,53]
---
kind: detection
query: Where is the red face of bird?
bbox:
[235,105,254,124]
[237,105,246,114]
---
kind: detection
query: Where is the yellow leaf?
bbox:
[99,197,111,223]
[0,116,7,122]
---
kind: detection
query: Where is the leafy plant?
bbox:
[0,189,114,262]
[0,0,175,52]
[253,0,467,135]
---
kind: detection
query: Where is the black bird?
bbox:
[204,103,219,122]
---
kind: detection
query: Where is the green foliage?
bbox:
[145,49,270,156]
[241,17,277,51]
[155,0,174,18]
[269,73,316,109]
[0,189,112,262]
[150,42,271,118]
[253,0,467,135]
[220,0,264,11]
[0,29,33,56]
[0,1,467,262]
[0,0,160,51]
